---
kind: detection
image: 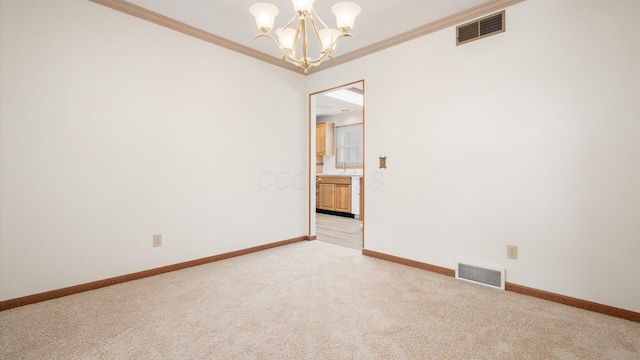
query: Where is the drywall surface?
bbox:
[317,110,363,126]
[306,0,640,312]
[0,0,307,300]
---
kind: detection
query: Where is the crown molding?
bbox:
[307,0,526,74]
[88,0,300,73]
[89,0,525,76]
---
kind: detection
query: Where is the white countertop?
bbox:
[317,173,362,177]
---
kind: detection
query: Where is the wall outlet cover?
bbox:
[153,234,162,247]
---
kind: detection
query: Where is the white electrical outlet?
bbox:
[507,245,518,260]
[153,234,162,247]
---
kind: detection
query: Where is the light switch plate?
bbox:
[379,156,387,169]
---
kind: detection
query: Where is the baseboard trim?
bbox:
[0,236,308,311]
[362,249,455,277]
[308,235,317,241]
[362,249,639,323]
[505,282,640,322]
[316,209,355,218]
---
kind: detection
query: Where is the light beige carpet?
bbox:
[1,241,639,359]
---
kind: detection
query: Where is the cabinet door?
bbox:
[316,124,326,155]
[316,122,334,156]
[318,183,335,210]
[334,184,352,213]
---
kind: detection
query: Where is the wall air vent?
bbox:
[457,10,505,45]
[456,259,505,290]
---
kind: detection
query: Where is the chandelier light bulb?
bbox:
[276,27,297,53]
[291,0,316,13]
[319,28,341,52]
[249,3,279,32]
[331,2,361,31]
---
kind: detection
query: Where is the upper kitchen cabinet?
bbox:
[316,122,335,156]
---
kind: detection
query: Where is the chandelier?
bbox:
[250,1,361,74]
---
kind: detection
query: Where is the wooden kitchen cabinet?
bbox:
[317,176,351,213]
[318,183,335,209]
[334,184,351,213]
[316,122,334,156]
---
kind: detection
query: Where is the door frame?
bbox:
[308,79,365,249]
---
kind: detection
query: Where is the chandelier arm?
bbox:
[308,16,324,50]
[255,32,353,70]
[305,33,354,65]
[311,8,330,31]
[301,17,308,67]
[293,19,302,47]
[254,33,301,64]
[281,14,298,33]
[330,32,354,49]
[282,14,301,55]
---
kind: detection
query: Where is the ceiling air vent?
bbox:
[457,10,505,45]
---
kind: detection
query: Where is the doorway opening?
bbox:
[309,80,364,250]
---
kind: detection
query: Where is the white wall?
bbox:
[317,110,363,126]
[0,0,307,301]
[306,0,640,312]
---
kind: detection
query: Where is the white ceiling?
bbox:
[316,83,363,117]
[120,0,495,115]
[124,0,491,61]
